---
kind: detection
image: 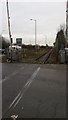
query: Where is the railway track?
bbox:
[33,49,53,64]
[44,49,53,63]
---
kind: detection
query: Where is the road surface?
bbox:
[1,63,66,118]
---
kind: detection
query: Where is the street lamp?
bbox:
[44,35,47,46]
[30,19,37,48]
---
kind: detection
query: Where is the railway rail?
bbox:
[33,49,53,64]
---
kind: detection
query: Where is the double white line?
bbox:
[8,67,40,110]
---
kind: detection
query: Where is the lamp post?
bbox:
[44,35,47,46]
[30,19,37,48]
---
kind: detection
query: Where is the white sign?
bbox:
[16,38,22,46]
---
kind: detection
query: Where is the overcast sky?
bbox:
[1,1,66,45]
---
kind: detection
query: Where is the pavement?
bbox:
[1,63,66,118]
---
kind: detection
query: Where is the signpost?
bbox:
[16,38,22,46]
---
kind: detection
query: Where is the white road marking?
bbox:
[24,80,30,87]
[13,95,22,108]
[8,67,40,110]
[0,67,24,84]
[11,115,18,119]
[9,92,21,109]
[24,67,40,88]
[2,71,17,82]
[22,107,24,110]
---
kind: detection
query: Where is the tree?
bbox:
[0,35,10,49]
[55,29,66,52]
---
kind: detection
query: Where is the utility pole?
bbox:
[30,19,37,48]
[35,20,36,46]
[6,0,12,46]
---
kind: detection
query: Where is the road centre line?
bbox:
[14,95,22,108]
[9,92,21,109]
[24,80,30,87]
[0,67,24,84]
[24,67,40,88]
[8,67,40,111]
[13,67,40,108]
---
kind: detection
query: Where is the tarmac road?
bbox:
[1,63,66,118]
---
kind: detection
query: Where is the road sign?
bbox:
[16,38,22,46]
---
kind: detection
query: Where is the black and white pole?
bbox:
[6,0,12,46]
[66,1,68,47]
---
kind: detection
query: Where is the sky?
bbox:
[0,0,66,46]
